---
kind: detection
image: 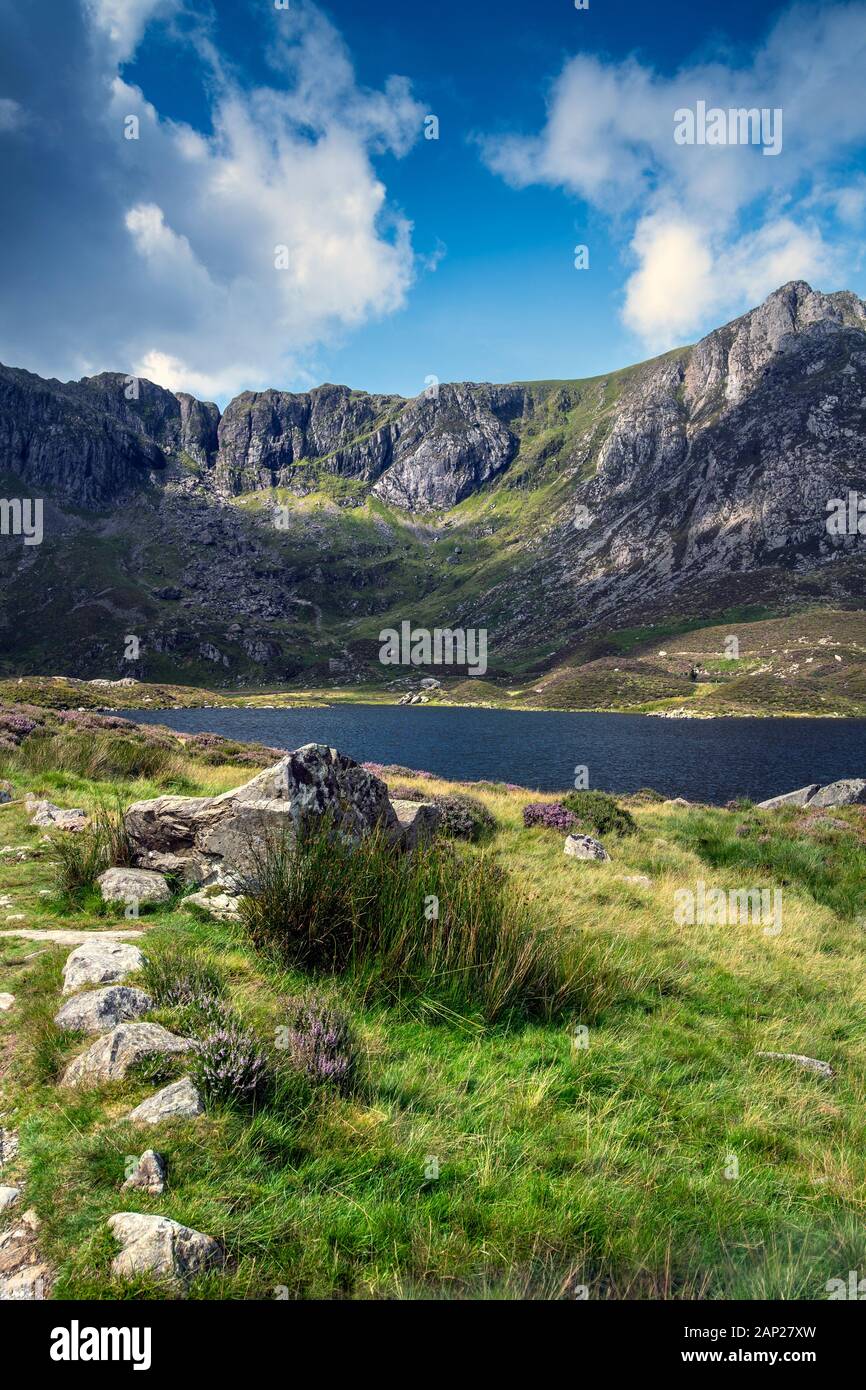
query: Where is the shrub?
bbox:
[562,790,637,837]
[431,794,496,842]
[240,821,575,1022]
[191,1019,273,1110]
[281,995,358,1094]
[522,802,582,832]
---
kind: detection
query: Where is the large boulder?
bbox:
[107,1213,223,1284]
[808,779,866,808]
[97,868,170,907]
[59,1023,194,1090]
[758,778,866,810]
[61,941,145,995]
[54,985,153,1035]
[125,743,397,887]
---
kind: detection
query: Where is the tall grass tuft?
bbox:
[48,793,134,894]
[240,822,577,1022]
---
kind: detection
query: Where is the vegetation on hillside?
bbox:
[1,724,865,1299]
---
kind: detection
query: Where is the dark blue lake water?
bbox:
[128,705,866,805]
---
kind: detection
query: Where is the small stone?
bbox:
[121,1150,167,1196]
[60,1023,195,1090]
[564,834,610,862]
[54,986,153,1035]
[618,874,651,887]
[0,994,15,1012]
[26,799,88,831]
[0,1186,21,1213]
[97,867,171,907]
[663,797,691,807]
[756,1051,835,1079]
[0,1129,19,1167]
[182,887,242,922]
[127,1077,204,1125]
[5,915,26,924]
[0,782,12,805]
[0,1208,50,1300]
[107,1213,223,1284]
[62,940,145,995]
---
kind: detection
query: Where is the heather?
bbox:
[522,801,582,831]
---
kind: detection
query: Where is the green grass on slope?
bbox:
[1,753,865,1299]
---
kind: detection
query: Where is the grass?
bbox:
[2,742,866,1299]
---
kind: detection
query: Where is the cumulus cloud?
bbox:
[0,0,424,400]
[480,2,866,348]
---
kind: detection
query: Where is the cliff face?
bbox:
[0,281,865,683]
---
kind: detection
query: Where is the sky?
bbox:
[1,0,866,404]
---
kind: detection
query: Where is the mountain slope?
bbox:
[1,281,865,688]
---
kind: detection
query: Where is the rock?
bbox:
[59,1023,195,1089]
[757,784,821,809]
[758,779,866,811]
[0,928,143,945]
[127,1077,204,1125]
[809,779,866,808]
[125,744,397,888]
[62,940,145,995]
[121,1150,167,1196]
[663,797,691,807]
[107,1213,223,1284]
[54,986,153,1034]
[389,800,442,850]
[97,867,171,907]
[0,1186,21,1213]
[0,1209,51,1300]
[0,995,14,1012]
[756,1051,835,1079]
[564,834,610,862]
[181,887,242,922]
[0,1129,19,1167]
[618,874,652,887]
[4,916,25,924]
[0,782,12,805]
[25,798,88,831]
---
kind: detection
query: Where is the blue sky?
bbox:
[1,0,866,403]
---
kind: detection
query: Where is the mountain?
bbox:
[1,281,865,692]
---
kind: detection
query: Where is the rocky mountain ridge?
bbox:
[1,281,865,685]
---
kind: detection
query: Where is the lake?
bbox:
[128,705,866,805]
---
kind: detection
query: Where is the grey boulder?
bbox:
[127,1077,204,1125]
[564,834,610,862]
[389,800,441,849]
[62,940,145,995]
[97,867,170,907]
[107,1212,223,1284]
[758,779,866,810]
[60,1023,194,1090]
[25,798,88,831]
[121,1150,167,1196]
[54,985,153,1034]
[124,744,396,888]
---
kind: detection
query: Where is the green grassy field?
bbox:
[1,729,865,1300]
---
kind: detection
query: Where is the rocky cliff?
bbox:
[0,282,864,684]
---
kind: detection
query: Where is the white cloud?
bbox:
[0,97,25,132]
[481,2,866,347]
[84,0,181,62]
[0,0,424,401]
